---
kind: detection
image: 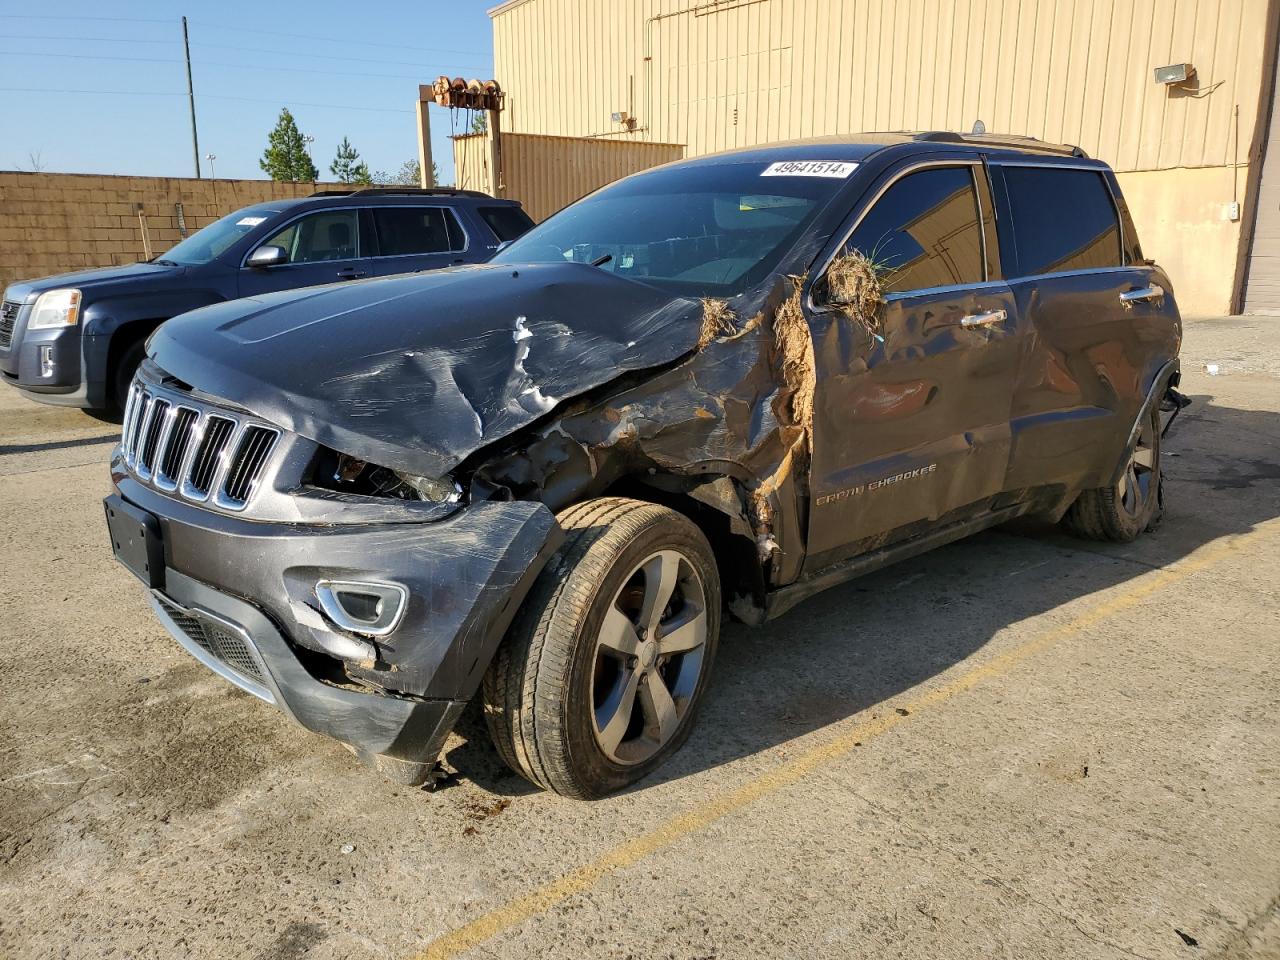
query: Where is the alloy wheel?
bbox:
[1117,414,1157,517]
[591,549,709,765]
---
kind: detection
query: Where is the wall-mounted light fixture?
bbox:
[1154,63,1195,85]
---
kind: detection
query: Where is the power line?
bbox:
[0,14,172,23]
[2,14,494,63]
[4,51,180,65]
[190,41,490,71]
[0,86,411,115]
[187,19,486,57]
[1,35,490,70]
[3,34,175,44]
[2,50,470,82]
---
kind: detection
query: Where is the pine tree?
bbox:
[372,158,430,186]
[330,136,371,184]
[259,108,319,182]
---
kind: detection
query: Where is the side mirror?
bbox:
[246,245,289,269]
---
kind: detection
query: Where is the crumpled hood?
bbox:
[149,262,704,478]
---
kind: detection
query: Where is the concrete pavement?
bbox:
[1,316,1277,960]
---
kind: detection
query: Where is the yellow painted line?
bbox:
[414,523,1276,960]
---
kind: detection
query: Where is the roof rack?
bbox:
[307,187,494,198]
[913,131,1088,158]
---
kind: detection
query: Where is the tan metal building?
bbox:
[478,0,1280,315]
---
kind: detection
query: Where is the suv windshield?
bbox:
[158,207,281,265]
[491,162,848,296]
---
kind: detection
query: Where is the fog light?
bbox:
[315,580,407,637]
[39,345,55,378]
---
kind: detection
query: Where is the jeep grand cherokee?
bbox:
[105,132,1184,798]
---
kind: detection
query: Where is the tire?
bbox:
[1064,402,1163,542]
[482,497,721,799]
[112,338,147,413]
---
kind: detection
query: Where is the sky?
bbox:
[0,1,498,184]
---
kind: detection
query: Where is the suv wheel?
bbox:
[1064,403,1163,542]
[482,497,721,798]
[112,339,147,413]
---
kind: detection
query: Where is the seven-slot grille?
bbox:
[121,381,279,510]
[0,301,19,349]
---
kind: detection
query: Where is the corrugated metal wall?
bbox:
[491,0,1272,174]
[1243,38,1280,312]
[454,131,684,221]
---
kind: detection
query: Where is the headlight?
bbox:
[28,289,82,330]
[325,453,463,509]
[394,472,463,504]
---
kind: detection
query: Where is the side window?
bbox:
[479,205,535,242]
[259,211,359,264]
[845,166,985,294]
[1002,167,1122,275]
[372,207,465,257]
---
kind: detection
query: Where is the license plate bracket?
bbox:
[104,495,165,588]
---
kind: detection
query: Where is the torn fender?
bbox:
[148,262,704,480]
[475,274,816,587]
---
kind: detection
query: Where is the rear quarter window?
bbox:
[479,205,535,242]
[1003,167,1123,276]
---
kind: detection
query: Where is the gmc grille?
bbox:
[0,301,19,349]
[121,381,279,511]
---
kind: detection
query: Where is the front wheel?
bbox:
[1064,403,1163,542]
[482,498,721,798]
[111,339,147,413]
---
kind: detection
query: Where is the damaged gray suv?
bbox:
[106,132,1185,798]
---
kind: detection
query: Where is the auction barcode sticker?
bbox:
[761,160,858,178]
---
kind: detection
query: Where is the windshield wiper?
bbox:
[590,253,613,268]
[150,258,179,266]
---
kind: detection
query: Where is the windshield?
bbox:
[158,207,281,265]
[491,162,849,296]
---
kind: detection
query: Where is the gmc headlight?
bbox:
[28,289,82,330]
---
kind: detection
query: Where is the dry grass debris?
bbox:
[827,249,885,336]
[772,276,816,441]
[698,297,737,348]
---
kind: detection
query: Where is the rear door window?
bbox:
[1002,167,1123,275]
[372,207,465,256]
[845,166,985,294]
[479,205,535,242]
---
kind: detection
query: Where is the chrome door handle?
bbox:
[336,269,367,280]
[959,308,1008,328]
[1119,284,1164,304]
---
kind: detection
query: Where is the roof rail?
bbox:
[307,187,494,198]
[913,131,1088,158]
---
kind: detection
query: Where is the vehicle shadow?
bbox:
[443,395,1280,797]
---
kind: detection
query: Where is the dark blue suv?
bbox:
[0,188,533,411]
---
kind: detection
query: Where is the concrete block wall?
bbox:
[0,172,338,292]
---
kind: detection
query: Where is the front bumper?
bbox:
[0,308,90,402]
[109,471,563,784]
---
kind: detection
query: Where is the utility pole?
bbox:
[416,85,435,188]
[182,16,201,178]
